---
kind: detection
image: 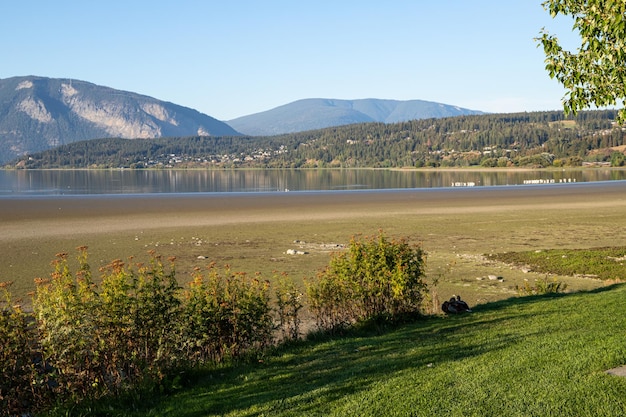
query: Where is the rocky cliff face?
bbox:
[0,76,241,164]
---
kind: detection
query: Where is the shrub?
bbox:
[516,276,568,296]
[32,249,184,402]
[121,253,182,376]
[6,238,444,414]
[180,263,274,363]
[0,282,49,415]
[2,248,284,415]
[96,252,183,390]
[307,231,428,331]
[33,249,103,402]
[307,260,358,331]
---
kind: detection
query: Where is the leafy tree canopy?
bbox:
[538,0,626,122]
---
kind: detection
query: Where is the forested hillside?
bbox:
[12,110,626,169]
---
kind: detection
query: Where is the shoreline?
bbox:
[2,179,626,303]
[2,181,626,235]
[2,168,625,197]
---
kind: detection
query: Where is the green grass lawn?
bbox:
[86,284,626,417]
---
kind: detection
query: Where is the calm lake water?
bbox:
[1,169,626,196]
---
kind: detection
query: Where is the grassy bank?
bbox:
[83,284,626,416]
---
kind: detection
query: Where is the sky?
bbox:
[1,1,580,121]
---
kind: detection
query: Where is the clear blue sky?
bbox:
[1,1,578,121]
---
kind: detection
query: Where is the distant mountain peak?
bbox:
[0,76,241,164]
[227,98,485,136]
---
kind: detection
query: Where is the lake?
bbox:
[1,168,626,196]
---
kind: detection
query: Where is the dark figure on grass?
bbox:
[442,295,472,314]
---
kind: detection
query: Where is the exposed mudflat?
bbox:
[2,182,625,239]
[2,181,626,302]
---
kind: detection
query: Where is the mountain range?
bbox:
[227,98,484,136]
[0,76,484,164]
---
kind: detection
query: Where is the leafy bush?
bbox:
[2,248,277,415]
[32,249,183,402]
[33,250,104,401]
[180,263,274,363]
[2,235,426,415]
[307,231,428,331]
[22,247,274,412]
[95,252,183,390]
[0,282,50,415]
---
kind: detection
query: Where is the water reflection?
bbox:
[1,169,625,195]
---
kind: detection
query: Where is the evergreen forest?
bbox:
[12,110,626,169]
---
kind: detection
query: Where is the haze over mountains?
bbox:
[0,76,484,164]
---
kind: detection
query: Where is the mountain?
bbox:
[0,76,241,164]
[0,76,488,165]
[227,98,485,136]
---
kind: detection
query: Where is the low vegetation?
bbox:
[50,284,626,416]
[515,275,568,295]
[3,237,623,415]
[488,246,626,281]
[308,233,427,331]
[0,232,429,416]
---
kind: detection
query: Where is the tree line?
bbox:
[12,110,626,169]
